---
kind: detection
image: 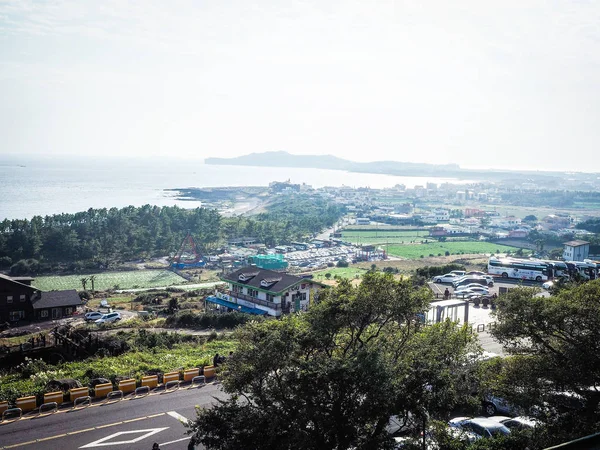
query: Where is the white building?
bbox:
[563,240,590,262]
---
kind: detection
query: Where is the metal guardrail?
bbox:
[189,376,206,389]
[134,386,150,398]
[73,396,91,409]
[105,390,123,404]
[2,407,22,422]
[39,402,58,415]
[164,380,180,392]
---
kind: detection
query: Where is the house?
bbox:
[227,237,257,247]
[563,240,590,262]
[0,274,82,323]
[207,267,325,317]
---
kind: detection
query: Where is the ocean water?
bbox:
[0,155,472,220]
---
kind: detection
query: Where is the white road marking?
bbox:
[79,427,169,448]
[167,410,191,425]
[160,436,192,446]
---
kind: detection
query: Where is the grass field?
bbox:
[386,242,522,259]
[33,270,188,291]
[342,230,429,245]
[312,267,369,281]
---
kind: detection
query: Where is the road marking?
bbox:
[0,413,168,449]
[160,437,191,446]
[4,440,37,449]
[167,411,191,425]
[79,427,169,448]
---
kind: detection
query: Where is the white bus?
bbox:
[487,257,549,282]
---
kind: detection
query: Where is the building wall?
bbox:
[0,278,36,323]
[564,244,589,261]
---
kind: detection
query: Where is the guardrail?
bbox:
[39,402,58,415]
[0,364,219,421]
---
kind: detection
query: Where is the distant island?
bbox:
[205,151,567,183]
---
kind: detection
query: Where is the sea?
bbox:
[0,155,473,220]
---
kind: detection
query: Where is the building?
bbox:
[227,237,257,247]
[0,274,82,323]
[563,240,590,261]
[207,267,325,317]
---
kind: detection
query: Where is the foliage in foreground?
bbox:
[188,272,477,450]
[0,335,236,404]
[485,282,600,447]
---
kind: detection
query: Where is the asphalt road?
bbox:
[0,383,226,450]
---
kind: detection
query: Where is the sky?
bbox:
[1,1,600,172]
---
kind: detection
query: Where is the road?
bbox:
[0,383,226,450]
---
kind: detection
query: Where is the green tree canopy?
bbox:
[188,272,476,450]
[488,283,600,446]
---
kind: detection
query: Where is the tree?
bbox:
[523,215,537,222]
[80,277,89,291]
[489,283,600,445]
[324,273,331,280]
[167,297,179,314]
[188,273,476,450]
[89,275,96,293]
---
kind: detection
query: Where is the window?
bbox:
[266,294,275,302]
[247,289,258,298]
[7,296,13,303]
[9,311,24,321]
[65,307,73,315]
[20,294,26,302]
[40,310,49,318]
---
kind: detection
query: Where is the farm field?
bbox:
[342,230,429,245]
[386,242,522,259]
[33,270,188,291]
[312,267,369,281]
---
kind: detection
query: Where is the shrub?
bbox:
[336,260,349,268]
[165,311,260,329]
[444,251,450,256]
[0,256,12,269]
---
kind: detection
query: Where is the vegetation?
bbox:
[188,272,476,449]
[0,196,344,275]
[0,333,236,404]
[386,242,521,259]
[312,267,368,281]
[33,270,187,291]
[165,311,260,329]
[484,282,600,447]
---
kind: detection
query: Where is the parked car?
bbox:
[542,280,554,289]
[433,273,460,283]
[482,394,520,416]
[84,311,103,322]
[448,417,511,439]
[450,270,466,277]
[455,286,490,296]
[453,276,494,288]
[95,312,121,325]
[466,271,487,276]
[488,416,539,431]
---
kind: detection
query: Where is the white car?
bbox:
[455,286,490,296]
[433,273,459,283]
[448,417,511,439]
[488,416,539,431]
[542,280,554,289]
[95,312,121,324]
[84,311,103,322]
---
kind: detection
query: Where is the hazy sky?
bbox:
[1,1,600,172]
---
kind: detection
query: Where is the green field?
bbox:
[342,230,429,245]
[386,242,522,259]
[33,270,188,291]
[312,267,369,281]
